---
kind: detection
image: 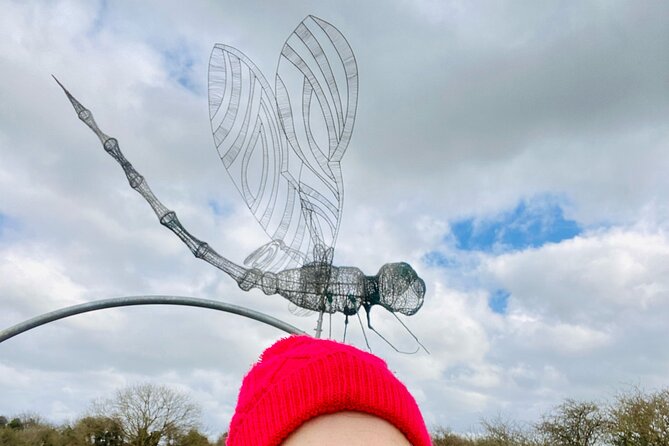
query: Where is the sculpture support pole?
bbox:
[314,310,324,338]
[0,295,305,344]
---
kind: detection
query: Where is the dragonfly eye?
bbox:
[376,262,425,316]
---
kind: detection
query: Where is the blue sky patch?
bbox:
[422,251,458,268]
[163,44,197,93]
[208,199,232,217]
[488,289,510,314]
[0,212,17,240]
[451,196,581,253]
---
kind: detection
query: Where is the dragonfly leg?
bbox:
[365,306,419,355]
[356,311,371,352]
[343,314,349,342]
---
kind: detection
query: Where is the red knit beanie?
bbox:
[226,335,431,446]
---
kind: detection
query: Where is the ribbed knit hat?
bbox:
[226,335,431,446]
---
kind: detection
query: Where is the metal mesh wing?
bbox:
[208,16,358,273]
[209,44,308,273]
[275,15,358,260]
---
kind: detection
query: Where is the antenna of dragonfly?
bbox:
[365,308,419,355]
[392,312,430,355]
[356,311,372,352]
[369,324,418,354]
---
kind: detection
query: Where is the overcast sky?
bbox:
[1,0,669,437]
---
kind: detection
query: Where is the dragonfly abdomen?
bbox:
[236,268,278,296]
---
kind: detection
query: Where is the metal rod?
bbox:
[0,295,305,344]
[314,310,324,338]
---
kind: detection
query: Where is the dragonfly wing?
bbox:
[208,45,314,272]
[275,15,359,256]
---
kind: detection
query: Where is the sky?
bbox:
[1,0,669,437]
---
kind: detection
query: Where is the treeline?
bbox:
[0,415,219,446]
[433,387,669,446]
[0,383,222,446]
[1,386,667,445]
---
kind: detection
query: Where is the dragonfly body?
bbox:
[241,262,425,317]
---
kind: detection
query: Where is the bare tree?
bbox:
[536,399,606,446]
[480,416,539,446]
[607,387,669,446]
[93,383,202,446]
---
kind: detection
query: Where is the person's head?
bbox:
[226,335,431,446]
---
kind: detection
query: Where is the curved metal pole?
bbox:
[0,295,305,344]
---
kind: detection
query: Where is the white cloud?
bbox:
[483,229,669,322]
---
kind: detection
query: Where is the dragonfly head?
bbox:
[375,262,425,316]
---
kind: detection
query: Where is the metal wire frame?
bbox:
[0,295,305,344]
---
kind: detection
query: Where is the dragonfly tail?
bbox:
[55,78,250,286]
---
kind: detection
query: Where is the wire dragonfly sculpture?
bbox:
[55,15,427,352]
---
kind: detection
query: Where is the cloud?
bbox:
[346,0,669,225]
[483,229,669,323]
